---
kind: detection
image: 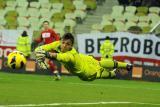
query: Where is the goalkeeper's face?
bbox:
[61,39,73,53]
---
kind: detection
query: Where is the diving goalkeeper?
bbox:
[35,33,132,81]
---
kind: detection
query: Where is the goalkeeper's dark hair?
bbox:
[62,33,74,44]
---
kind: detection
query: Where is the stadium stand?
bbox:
[89,3,160,34]
[0,0,93,37]
[0,0,160,35]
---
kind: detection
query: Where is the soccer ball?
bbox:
[7,51,27,69]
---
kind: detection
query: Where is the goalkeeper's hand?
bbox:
[35,47,51,59]
[36,59,49,69]
[35,48,46,59]
[34,47,48,69]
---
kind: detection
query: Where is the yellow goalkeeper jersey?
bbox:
[39,41,102,81]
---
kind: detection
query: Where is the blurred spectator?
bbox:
[100,36,114,60]
[16,31,31,59]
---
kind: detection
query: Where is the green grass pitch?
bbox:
[0,71,160,107]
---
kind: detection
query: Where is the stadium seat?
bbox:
[65,13,76,20]
[18,17,30,27]
[51,12,65,22]
[54,22,65,29]
[39,0,49,3]
[148,13,159,20]
[0,25,4,29]
[113,21,125,31]
[52,3,64,13]
[6,10,18,18]
[125,6,136,14]
[138,16,150,23]
[5,7,15,12]
[5,16,18,29]
[40,8,52,19]
[16,0,28,8]
[0,17,6,26]
[91,23,103,31]
[141,26,151,33]
[74,10,87,21]
[63,1,75,13]
[0,0,6,9]
[30,21,42,31]
[100,20,112,28]
[32,30,41,39]
[17,26,28,30]
[111,11,123,20]
[123,12,134,21]
[64,19,76,33]
[54,22,65,36]
[6,0,17,8]
[29,17,40,26]
[16,7,29,17]
[149,7,160,15]
[54,28,65,37]
[73,0,87,11]
[102,14,113,22]
[112,5,124,14]
[102,25,116,32]
[0,9,7,18]
[125,21,137,31]
[90,30,101,33]
[148,13,160,27]
[136,6,148,14]
[49,0,61,3]
[114,15,126,23]
[137,22,149,28]
[16,0,27,1]
[84,0,97,10]
[127,15,139,23]
[30,2,41,9]
[40,2,52,9]
[150,19,160,27]
[27,8,40,18]
[135,12,146,16]
[6,24,18,29]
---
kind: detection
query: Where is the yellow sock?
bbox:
[100,59,128,69]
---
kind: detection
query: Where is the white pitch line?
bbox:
[1,101,160,107]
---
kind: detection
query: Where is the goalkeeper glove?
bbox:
[36,59,49,69]
[35,49,46,59]
[35,56,49,69]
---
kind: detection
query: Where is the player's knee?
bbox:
[100,70,116,79]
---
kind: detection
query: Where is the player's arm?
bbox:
[35,41,60,52]
[34,41,60,69]
[46,52,74,62]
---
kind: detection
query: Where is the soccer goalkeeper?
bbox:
[35,33,132,81]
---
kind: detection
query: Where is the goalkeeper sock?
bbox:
[100,59,128,69]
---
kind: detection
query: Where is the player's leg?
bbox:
[99,59,132,71]
[96,68,116,79]
[48,59,61,80]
